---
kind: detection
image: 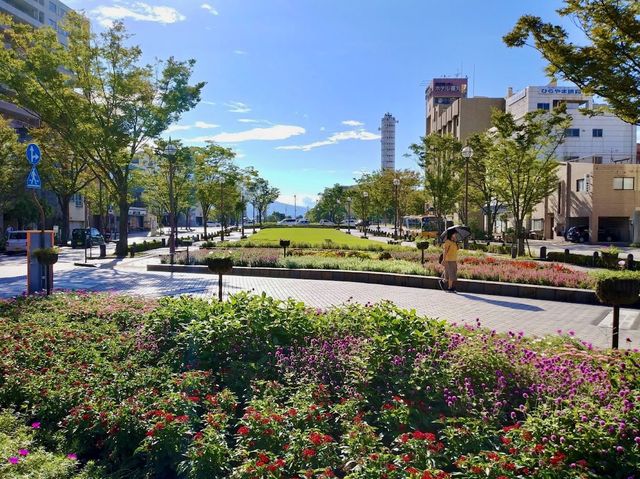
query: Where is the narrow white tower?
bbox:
[380,113,397,171]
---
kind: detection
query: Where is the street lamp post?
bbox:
[164,142,178,265]
[362,191,369,238]
[219,177,225,242]
[240,186,246,239]
[461,145,474,248]
[346,197,352,234]
[393,178,400,240]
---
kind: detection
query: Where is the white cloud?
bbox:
[187,124,306,143]
[201,100,216,106]
[320,126,326,131]
[276,129,380,152]
[167,121,219,133]
[91,2,186,28]
[233,50,247,55]
[200,3,219,15]
[342,120,364,127]
[194,121,219,129]
[238,119,259,123]
[225,101,251,113]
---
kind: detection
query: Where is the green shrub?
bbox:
[547,251,597,267]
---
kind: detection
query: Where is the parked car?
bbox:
[340,219,357,227]
[296,218,309,225]
[206,221,221,227]
[319,219,335,226]
[5,230,27,254]
[565,225,590,243]
[277,218,297,226]
[71,228,105,248]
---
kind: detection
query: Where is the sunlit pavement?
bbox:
[1,244,638,350]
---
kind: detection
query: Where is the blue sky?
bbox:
[65,0,570,207]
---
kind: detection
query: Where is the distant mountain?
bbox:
[245,202,310,219]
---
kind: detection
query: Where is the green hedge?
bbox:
[546,251,633,270]
[129,239,164,254]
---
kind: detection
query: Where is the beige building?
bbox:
[531,162,640,243]
[431,97,506,143]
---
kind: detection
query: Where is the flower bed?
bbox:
[0,292,637,478]
[168,248,596,289]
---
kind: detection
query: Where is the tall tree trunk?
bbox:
[116,193,129,256]
[58,194,71,246]
[515,218,525,256]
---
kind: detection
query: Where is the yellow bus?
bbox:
[402,215,441,239]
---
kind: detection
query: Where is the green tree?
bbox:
[408,134,462,229]
[247,178,280,226]
[193,144,236,238]
[310,184,347,224]
[465,132,504,239]
[504,0,640,125]
[140,141,195,236]
[0,118,26,232]
[0,14,204,255]
[487,108,570,255]
[34,126,95,244]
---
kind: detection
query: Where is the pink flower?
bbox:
[67,453,77,460]
[18,449,29,456]
[8,457,19,464]
[31,422,41,429]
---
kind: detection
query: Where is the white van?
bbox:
[277,218,297,226]
[5,230,28,254]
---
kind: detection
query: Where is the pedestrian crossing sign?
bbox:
[26,167,41,189]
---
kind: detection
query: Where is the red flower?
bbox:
[237,426,250,435]
[302,448,316,458]
[550,451,566,465]
[310,432,324,445]
[402,454,412,463]
[500,436,512,445]
[386,463,397,471]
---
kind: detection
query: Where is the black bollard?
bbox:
[540,246,547,260]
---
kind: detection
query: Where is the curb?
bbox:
[147,264,601,305]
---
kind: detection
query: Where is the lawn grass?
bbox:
[245,227,378,248]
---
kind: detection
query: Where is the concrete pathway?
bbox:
[1,251,638,350]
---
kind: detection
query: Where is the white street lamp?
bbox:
[393,178,400,240]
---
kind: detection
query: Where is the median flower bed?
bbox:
[167,247,595,289]
[0,292,637,478]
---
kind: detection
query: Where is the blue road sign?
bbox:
[26,143,41,166]
[26,167,41,189]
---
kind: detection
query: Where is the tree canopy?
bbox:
[504,0,640,125]
[0,13,204,254]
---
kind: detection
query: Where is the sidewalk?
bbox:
[1,250,638,350]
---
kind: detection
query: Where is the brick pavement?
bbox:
[1,260,638,350]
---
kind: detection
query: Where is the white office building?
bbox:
[506,85,637,164]
[380,113,397,171]
[0,0,72,44]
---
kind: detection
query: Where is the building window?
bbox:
[576,178,586,192]
[72,194,83,208]
[49,1,56,13]
[592,128,603,137]
[613,177,634,190]
[536,103,550,111]
[532,219,544,231]
[593,156,603,164]
[48,19,57,29]
[564,128,580,137]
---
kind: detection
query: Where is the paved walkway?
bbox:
[1,252,638,350]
